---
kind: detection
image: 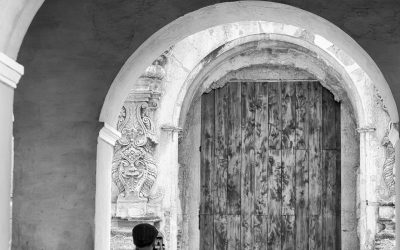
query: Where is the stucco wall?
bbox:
[13,0,400,249]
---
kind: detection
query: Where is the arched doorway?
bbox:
[178,48,358,249]
[97,2,399,249]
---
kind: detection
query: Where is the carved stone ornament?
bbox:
[381,123,397,197]
[110,56,168,250]
[112,91,163,218]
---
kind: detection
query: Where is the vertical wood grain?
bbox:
[295,149,309,250]
[295,82,309,250]
[322,87,340,250]
[322,88,337,150]
[227,83,241,215]
[214,87,228,215]
[214,214,227,250]
[295,82,309,150]
[200,92,215,215]
[241,82,256,250]
[255,83,269,215]
[281,82,297,250]
[267,82,282,249]
[268,82,281,149]
[227,215,241,250]
[253,215,268,249]
[281,149,296,250]
[281,82,296,149]
[199,215,213,250]
[309,215,322,250]
[267,149,282,249]
[308,82,322,250]
[199,81,340,250]
[322,150,338,250]
[281,149,296,216]
[335,102,341,248]
[282,215,296,250]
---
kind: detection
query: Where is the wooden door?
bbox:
[200,81,341,250]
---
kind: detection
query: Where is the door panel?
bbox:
[200,81,341,250]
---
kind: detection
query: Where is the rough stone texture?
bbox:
[13,0,400,249]
[341,103,360,250]
[375,205,396,249]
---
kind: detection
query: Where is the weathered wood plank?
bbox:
[281,82,299,250]
[322,88,337,150]
[214,214,227,250]
[308,82,322,250]
[335,100,341,150]
[267,82,282,250]
[309,215,322,250]
[282,149,296,216]
[200,92,215,215]
[227,215,241,250]
[282,215,295,250]
[241,82,255,250]
[267,149,282,249]
[321,149,327,250]
[253,215,268,249]
[295,149,309,250]
[281,149,296,250]
[268,82,281,149]
[322,150,337,250]
[255,82,269,215]
[281,83,296,250]
[308,82,322,215]
[214,87,228,215]
[335,101,341,248]
[281,82,296,149]
[227,83,241,215]
[200,81,341,250]
[199,215,213,250]
[322,86,341,250]
[295,82,309,150]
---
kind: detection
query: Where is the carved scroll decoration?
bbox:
[382,132,396,196]
[112,101,158,200]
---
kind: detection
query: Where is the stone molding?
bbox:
[100,2,398,126]
[99,123,121,146]
[0,52,23,89]
[356,126,377,133]
[160,124,183,133]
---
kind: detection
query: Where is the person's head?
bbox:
[132,223,158,250]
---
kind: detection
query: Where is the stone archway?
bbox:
[0,1,45,249]
[97,2,399,249]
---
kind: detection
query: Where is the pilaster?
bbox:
[0,52,23,250]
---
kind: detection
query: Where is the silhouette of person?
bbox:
[132,223,158,250]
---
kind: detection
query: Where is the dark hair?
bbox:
[132,223,158,247]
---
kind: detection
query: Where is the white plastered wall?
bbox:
[0,1,44,249]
